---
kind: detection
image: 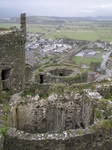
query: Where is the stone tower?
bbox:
[20,13,26,41]
[0,13,26,93]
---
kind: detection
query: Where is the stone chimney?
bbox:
[20,13,26,41]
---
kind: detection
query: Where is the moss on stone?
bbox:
[85,95,91,104]
[91,84,96,91]
[98,99,107,111]
[98,85,111,99]
[21,91,34,97]
[3,105,9,113]
[95,108,102,119]
[77,144,82,149]
[44,139,49,144]
[77,129,84,135]
[53,84,65,94]
[90,120,112,132]
[0,113,8,135]
[0,91,12,103]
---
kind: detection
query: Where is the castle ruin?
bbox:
[0,13,26,93]
[0,13,112,150]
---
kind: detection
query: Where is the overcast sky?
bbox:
[1,0,112,17]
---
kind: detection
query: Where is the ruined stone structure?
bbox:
[0,13,26,93]
[34,64,88,85]
[5,82,112,150]
[8,91,93,133]
[1,13,112,150]
[4,128,112,150]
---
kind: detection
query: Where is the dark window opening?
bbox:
[1,69,10,91]
[40,75,44,84]
[1,69,10,80]
[16,108,19,128]
[80,122,85,129]
[104,116,108,119]
[16,108,18,115]
[59,73,63,76]
[99,134,102,138]
[75,124,79,129]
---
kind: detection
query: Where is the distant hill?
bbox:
[0,16,66,24]
[1,15,112,24]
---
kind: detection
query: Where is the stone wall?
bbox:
[20,13,26,41]
[25,64,33,82]
[35,66,88,85]
[8,92,93,134]
[0,13,26,93]
[4,128,112,150]
[0,134,3,150]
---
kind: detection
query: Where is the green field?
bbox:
[46,31,99,41]
[72,56,102,67]
[45,20,112,42]
[27,24,55,34]
[0,18,112,42]
[0,23,55,34]
[0,23,20,28]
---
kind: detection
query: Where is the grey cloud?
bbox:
[0,0,112,17]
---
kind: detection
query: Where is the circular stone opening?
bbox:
[49,68,73,76]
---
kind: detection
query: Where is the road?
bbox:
[101,50,112,76]
[57,35,110,63]
[101,50,112,69]
[57,29,112,78]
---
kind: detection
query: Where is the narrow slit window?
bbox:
[40,75,44,84]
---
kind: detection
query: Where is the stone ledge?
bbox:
[4,127,112,150]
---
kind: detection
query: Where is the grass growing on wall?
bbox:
[90,120,112,132]
[0,105,9,135]
[21,91,34,97]
[95,108,102,119]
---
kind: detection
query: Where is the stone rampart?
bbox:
[4,128,112,150]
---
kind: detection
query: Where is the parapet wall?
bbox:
[4,128,112,150]
[34,65,88,85]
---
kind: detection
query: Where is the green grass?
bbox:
[90,120,112,132]
[27,25,50,34]
[77,129,84,135]
[42,55,53,61]
[1,20,112,41]
[0,125,8,135]
[0,110,9,135]
[0,23,20,29]
[26,24,55,34]
[21,91,34,97]
[72,56,102,67]
[45,20,112,41]
[95,108,102,119]
[45,29,112,41]
[46,31,99,41]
